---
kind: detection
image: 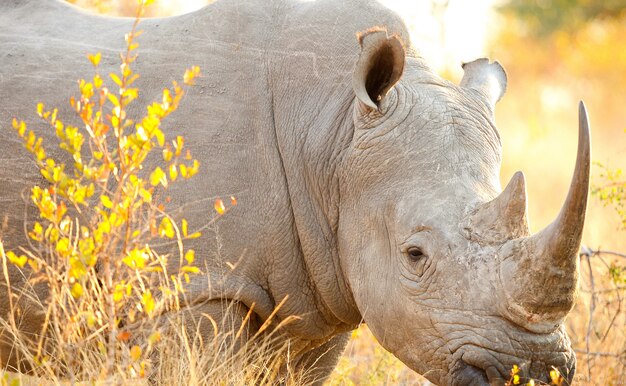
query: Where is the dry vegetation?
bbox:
[1,0,624,385]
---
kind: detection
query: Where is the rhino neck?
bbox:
[270,71,363,337]
[253,0,412,341]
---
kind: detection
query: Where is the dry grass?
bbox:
[329,326,428,385]
[0,300,315,386]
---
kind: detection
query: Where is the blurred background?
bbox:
[66,0,626,384]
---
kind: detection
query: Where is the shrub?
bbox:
[0,0,210,382]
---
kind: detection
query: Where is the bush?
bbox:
[0,0,214,382]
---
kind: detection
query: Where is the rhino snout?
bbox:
[447,343,576,386]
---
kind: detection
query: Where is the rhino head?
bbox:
[337,29,589,385]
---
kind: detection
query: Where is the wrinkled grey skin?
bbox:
[0,0,589,385]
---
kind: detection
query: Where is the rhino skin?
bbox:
[0,0,591,385]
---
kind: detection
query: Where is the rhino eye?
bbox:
[407,247,425,262]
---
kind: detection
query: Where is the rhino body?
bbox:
[0,1,590,385]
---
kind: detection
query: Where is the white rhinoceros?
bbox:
[0,0,590,385]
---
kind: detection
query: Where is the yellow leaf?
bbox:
[168,164,178,181]
[101,195,113,209]
[162,146,173,162]
[27,258,39,272]
[174,135,184,156]
[123,88,138,102]
[110,73,122,87]
[139,188,152,203]
[142,291,155,315]
[93,74,103,89]
[136,124,148,142]
[214,199,225,215]
[29,222,43,241]
[181,266,200,274]
[88,52,101,67]
[158,217,174,239]
[87,314,97,329]
[186,160,200,178]
[55,237,72,255]
[182,219,188,237]
[71,282,83,299]
[122,247,148,269]
[149,167,167,187]
[549,368,562,385]
[37,103,44,117]
[184,249,195,265]
[130,345,142,361]
[107,93,120,108]
[162,88,172,107]
[154,129,165,147]
[149,331,162,344]
[183,66,201,86]
[6,251,27,268]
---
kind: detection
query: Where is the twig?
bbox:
[579,285,626,294]
[580,246,626,259]
[584,254,596,381]
[574,349,624,358]
[594,254,623,342]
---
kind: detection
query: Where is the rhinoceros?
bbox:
[0,0,590,384]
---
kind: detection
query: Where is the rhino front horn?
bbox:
[499,101,590,332]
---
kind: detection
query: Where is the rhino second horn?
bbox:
[467,171,530,243]
[499,101,591,332]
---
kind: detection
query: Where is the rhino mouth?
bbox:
[451,361,491,386]
[448,343,576,386]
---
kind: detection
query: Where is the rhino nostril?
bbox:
[455,361,490,386]
[485,365,506,385]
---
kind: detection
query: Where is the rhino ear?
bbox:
[353,27,406,111]
[460,58,507,110]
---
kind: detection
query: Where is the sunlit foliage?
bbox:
[0,0,217,381]
[499,0,626,37]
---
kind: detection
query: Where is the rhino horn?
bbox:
[499,101,590,332]
[467,171,530,242]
